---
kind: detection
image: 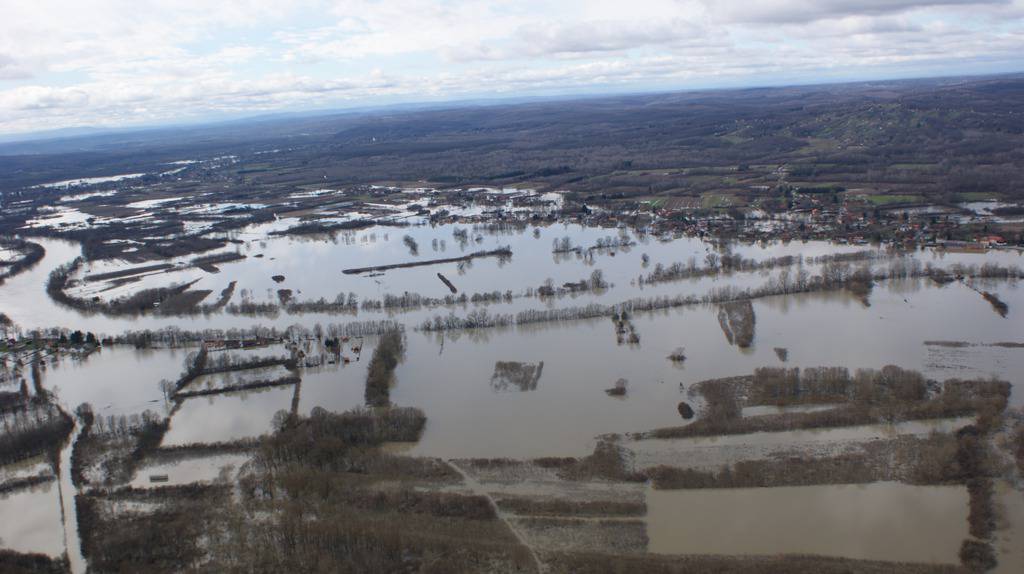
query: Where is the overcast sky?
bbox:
[1,0,1022,135]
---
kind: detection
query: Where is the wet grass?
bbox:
[959,539,997,572]
[642,369,1009,440]
[646,434,965,489]
[543,551,965,573]
[76,483,226,574]
[0,550,68,574]
[216,405,534,572]
[496,496,645,517]
[558,440,645,483]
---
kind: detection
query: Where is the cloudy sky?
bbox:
[1,0,1023,135]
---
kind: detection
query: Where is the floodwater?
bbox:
[162,385,295,446]
[994,480,1024,574]
[14,268,1020,459]
[5,221,1021,336]
[391,279,1021,459]
[58,424,86,573]
[185,364,294,392]
[129,453,250,488]
[39,345,186,417]
[2,222,1023,568]
[294,360,369,416]
[0,480,65,557]
[646,482,967,564]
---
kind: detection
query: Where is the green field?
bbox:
[863,194,923,206]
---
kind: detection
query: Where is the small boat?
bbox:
[149,474,169,483]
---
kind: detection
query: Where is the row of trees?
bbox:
[114,320,403,349]
[0,402,73,465]
[415,258,1020,335]
[0,238,45,286]
[639,250,881,286]
[364,332,406,407]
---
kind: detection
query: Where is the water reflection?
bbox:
[0,480,65,557]
[162,385,294,446]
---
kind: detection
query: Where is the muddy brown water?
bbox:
[1,225,1022,566]
[0,478,65,557]
[129,453,250,488]
[5,226,1021,336]
[646,482,968,564]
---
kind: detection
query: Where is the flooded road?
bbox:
[58,424,86,574]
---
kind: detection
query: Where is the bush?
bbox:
[0,550,68,574]
[605,378,628,396]
[364,332,406,407]
[677,402,694,419]
[959,539,997,571]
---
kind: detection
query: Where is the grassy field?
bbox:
[862,194,923,206]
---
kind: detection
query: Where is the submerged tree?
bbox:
[403,235,419,256]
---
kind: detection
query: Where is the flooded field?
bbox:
[994,481,1024,573]
[18,272,1017,460]
[128,453,250,488]
[0,481,65,557]
[38,345,187,416]
[162,385,296,446]
[4,219,1021,335]
[646,482,968,563]
[9,233,1024,456]
[1,218,1022,572]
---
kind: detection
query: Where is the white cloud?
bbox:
[702,0,1010,24]
[0,0,1022,134]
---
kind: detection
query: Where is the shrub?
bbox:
[959,539,997,571]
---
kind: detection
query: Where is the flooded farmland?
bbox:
[646,482,968,563]
[0,481,66,557]
[2,217,1022,572]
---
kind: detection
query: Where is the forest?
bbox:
[2,74,1023,210]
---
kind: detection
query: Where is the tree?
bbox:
[402,235,419,255]
[158,379,176,402]
[272,409,294,433]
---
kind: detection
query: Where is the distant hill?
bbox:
[1,73,1022,204]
